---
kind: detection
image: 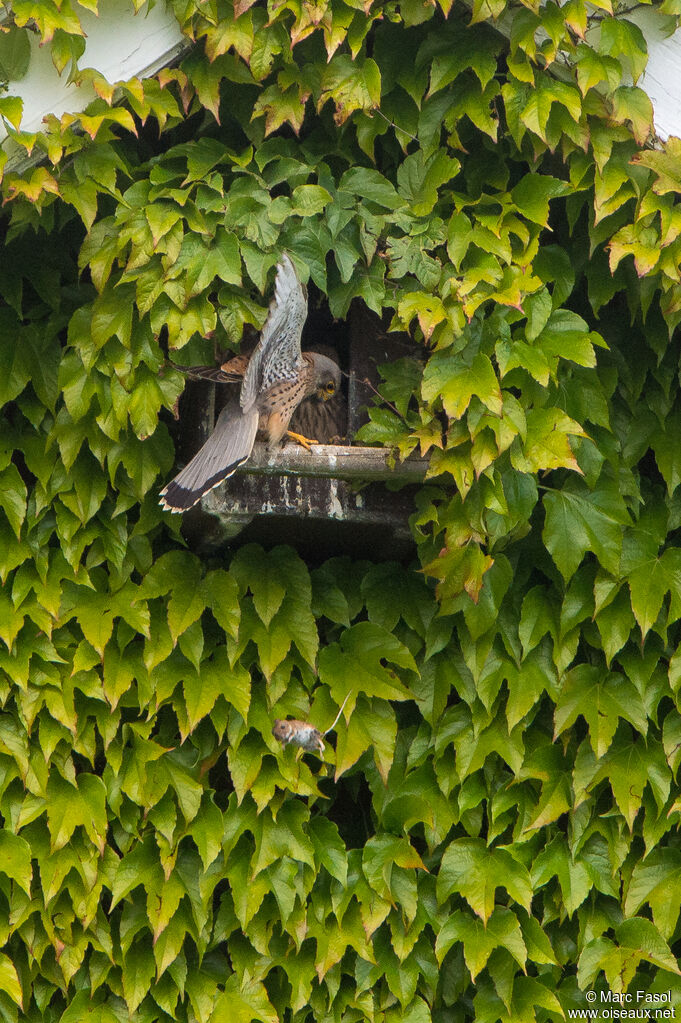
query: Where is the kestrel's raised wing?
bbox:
[240,254,308,414]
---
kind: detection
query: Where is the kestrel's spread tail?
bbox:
[160,254,341,512]
[159,401,259,512]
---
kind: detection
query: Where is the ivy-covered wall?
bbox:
[0,0,681,1020]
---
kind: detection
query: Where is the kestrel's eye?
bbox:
[325,381,336,394]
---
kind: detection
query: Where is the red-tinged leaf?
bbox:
[203,10,254,63]
[423,544,494,604]
[252,83,308,136]
[608,221,661,276]
[319,54,382,125]
[79,107,138,140]
[398,291,448,341]
[4,167,60,203]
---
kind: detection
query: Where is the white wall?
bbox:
[2,0,186,160]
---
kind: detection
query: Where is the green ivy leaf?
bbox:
[397,150,460,216]
[318,621,417,705]
[0,830,32,894]
[624,543,681,640]
[0,27,31,80]
[626,848,681,940]
[554,665,647,758]
[531,836,591,917]
[0,464,27,539]
[0,954,22,1009]
[542,478,626,581]
[437,839,533,922]
[436,907,527,979]
[511,173,569,227]
[598,17,648,84]
[422,351,502,418]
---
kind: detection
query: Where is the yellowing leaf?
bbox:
[423,543,494,603]
[252,83,308,136]
[319,54,382,125]
[0,954,22,1009]
[209,977,278,1023]
[512,408,586,474]
[0,831,32,895]
[632,137,681,195]
[398,291,447,341]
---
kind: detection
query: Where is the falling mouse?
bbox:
[272,694,351,754]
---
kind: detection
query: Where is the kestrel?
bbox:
[172,341,346,444]
[160,255,341,512]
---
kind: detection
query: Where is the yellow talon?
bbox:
[286,430,318,450]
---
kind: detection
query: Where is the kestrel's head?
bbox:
[309,352,341,402]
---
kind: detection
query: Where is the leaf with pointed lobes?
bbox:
[423,544,494,604]
[437,838,533,923]
[422,351,502,418]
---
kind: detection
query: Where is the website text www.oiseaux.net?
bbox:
[568,999,675,1019]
